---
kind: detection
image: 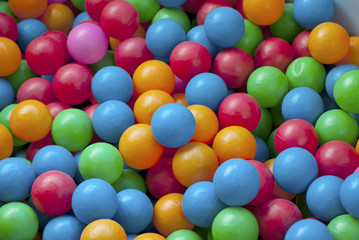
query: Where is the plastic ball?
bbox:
[25,133,55,161]
[156,0,186,8]
[243,0,284,25]
[285,219,334,240]
[252,107,272,140]
[133,233,166,240]
[112,169,147,193]
[43,215,86,240]
[0,37,21,77]
[253,136,270,163]
[0,78,14,111]
[16,19,48,52]
[0,2,18,21]
[0,124,13,159]
[17,77,57,104]
[326,64,359,99]
[9,0,47,19]
[328,214,359,240]
[80,219,127,240]
[340,172,359,218]
[85,0,111,21]
[292,30,311,58]
[46,102,70,119]
[196,0,232,26]
[167,230,203,240]
[125,0,160,23]
[39,3,75,34]
[235,19,263,56]
[340,36,359,66]
[334,70,359,114]
[6,60,39,95]
[152,7,191,33]
[0,12,18,41]
[72,11,92,27]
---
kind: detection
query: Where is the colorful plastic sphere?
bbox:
[285,219,334,240]
[235,19,263,56]
[5,60,39,94]
[0,202,39,240]
[315,109,359,146]
[72,11,91,27]
[0,12,18,41]
[0,124,13,159]
[39,3,75,34]
[52,108,93,152]
[328,214,359,240]
[9,0,47,19]
[31,170,76,216]
[156,0,186,8]
[80,219,127,240]
[17,77,56,104]
[167,230,203,240]
[90,49,116,74]
[334,70,359,114]
[196,0,232,26]
[292,30,311,58]
[243,0,284,25]
[0,78,14,110]
[253,136,270,163]
[152,7,191,33]
[0,37,21,77]
[46,102,70,119]
[340,36,359,66]
[16,19,48,52]
[85,0,111,21]
[153,193,194,237]
[340,172,359,219]
[212,207,259,240]
[25,133,55,161]
[112,169,146,193]
[133,233,166,240]
[293,0,334,29]
[43,215,86,240]
[308,22,350,64]
[326,64,359,99]
[252,108,272,140]
[125,0,160,23]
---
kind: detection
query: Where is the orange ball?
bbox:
[80,219,127,240]
[243,0,285,26]
[338,36,359,66]
[153,193,194,237]
[133,60,175,95]
[0,37,21,77]
[188,105,219,144]
[119,123,164,169]
[308,22,350,64]
[134,90,174,124]
[0,124,13,160]
[9,100,52,142]
[173,142,219,187]
[212,126,256,163]
[39,3,75,35]
[133,233,166,240]
[9,0,47,19]
[173,93,188,106]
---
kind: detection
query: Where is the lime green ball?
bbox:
[90,51,116,74]
[79,142,124,184]
[0,202,39,240]
[0,2,18,21]
[167,230,203,240]
[235,20,263,56]
[5,60,39,93]
[112,169,147,193]
[247,66,289,108]
[334,70,359,114]
[270,4,305,43]
[71,0,85,11]
[295,192,313,218]
[267,128,278,158]
[52,109,93,152]
[315,109,359,146]
[212,207,259,240]
[286,57,326,93]
[252,107,273,140]
[270,104,285,128]
[328,214,359,240]
[0,104,28,146]
[126,0,160,23]
[152,8,191,32]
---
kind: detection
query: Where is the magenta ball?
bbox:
[0,13,18,42]
[52,63,92,105]
[115,37,154,76]
[67,23,108,64]
[173,75,187,94]
[213,47,255,89]
[218,93,261,131]
[254,37,296,72]
[292,30,311,58]
[46,102,71,119]
[42,31,71,63]
[17,77,57,104]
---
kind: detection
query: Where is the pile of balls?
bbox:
[1,0,359,239]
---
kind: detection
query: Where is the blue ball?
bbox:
[340,172,359,219]
[254,136,270,163]
[204,7,245,48]
[273,147,318,194]
[281,87,324,125]
[0,157,35,202]
[185,73,228,112]
[213,158,260,206]
[113,189,153,234]
[91,66,133,103]
[285,219,334,240]
[72,178,118,224]
[146,18,187,59]
[156,0,186,8]
[306,175,346,222]
[72,11,91,28]
[17,19,48,52]
[73,150,85,185]
[0,78,14,111]
[320,90,339,111]
[326,64,359,99]
[293,0,335,29]
[92,100,135,143]
[151,103,196,148]
[182,181,227,228]
[32,145,76,178]
[43,215,86,240]
[28,198,54,231]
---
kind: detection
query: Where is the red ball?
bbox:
[170,41,212,82]
[17,77,57,104]
[196,0,232,25]
[218,93,261,131]
[52,63,92,105]
[254,37,295,72]
[100,0,140,40]
[182,0,207,14]
[42,30,71,63]
[85,0,111,21]
[274,119,318,155]
[0,13,18,41]
[248,160,274,205]
[315,140,359,179]
[115,37,154,76]
[26,133,55,161]
[31,170,77,216]
[213,47,254,89]
[46,101,71,119]
[292,30,312,58]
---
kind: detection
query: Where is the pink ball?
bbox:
[196,0,232,25]
[17,77,57,104]
[46,101,71,119]
[213,47,255,89]
[85,0,111,21]
[254,37,295,72]
[292,30,312,58]
[248,160,274,205]
[67,23,108,64]
[42,30,71,63]
[0,13,18,41]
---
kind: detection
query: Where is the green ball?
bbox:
[252,107,273,140]
[167,229,203,240]
[315,109,359,146]
[71,0,85,11]
[0,2,18,21]
[152,8,191,32]
[334,70,359,114]
[270,3,305,43]
[52,109,93,152]
[286,57,326,93]
[5,60,39,93]
[112,169,147,193]
[0,202,39,240]
[235,20,263,56]
[328,214,359,240]
[126,0,160,23]
[0,104,28,146]
[90,51,116,74]
[267,128,278,158]
[295,192,313,218]
[247,66,289,108]
[270,104,285,128]
[212,207,259,240]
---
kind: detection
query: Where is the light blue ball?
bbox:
[28,198,54,231]
[285,219,334,240]
[91,66,133,103]
[0,78,14,111]
[92,100,135,143]
[73,150,85,185]
[182,181,227,228]
[254,136,270,163]
[156,0,186,8]
[72,11,91,28]
[185,72,228,112]
[213,158,260,206]
[17,19,48,52]
[340,172,359,219]
[43,215,86,240]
